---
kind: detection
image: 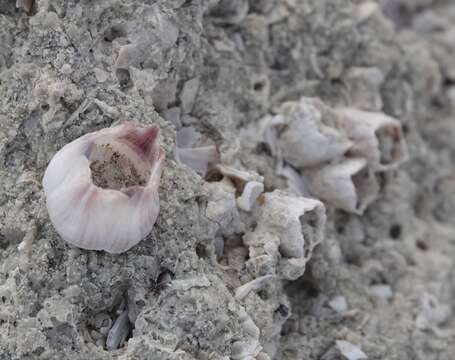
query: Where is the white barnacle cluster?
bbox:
[42,122,165,253]
[201,161,327,277]
[263,97,409,214]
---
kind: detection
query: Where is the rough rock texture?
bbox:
[1,0,455,359]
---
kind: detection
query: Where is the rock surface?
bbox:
[1,0,455,359]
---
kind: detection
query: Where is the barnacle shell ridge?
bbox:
[43,122,165,254]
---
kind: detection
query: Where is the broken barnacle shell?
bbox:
[236,181,264,212]
[268,98,352,168]
[174,126,220,177]
[215,164,264,184]
[261,190,325,260]
[305,158,379,214]
[213,164,265,212]
[337,108,409,171]
[243,190,326,279]
[42,122,165,254]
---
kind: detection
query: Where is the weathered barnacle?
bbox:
[266,98,352,168]
[305,158,379,214]
[337,108,409,171]
[262,190,325,260]
[243,190,326,280]
[42,122,165,254]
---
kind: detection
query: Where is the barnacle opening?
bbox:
[89,143,149,190]
[376,125,404,166]
[116,69,133,91]
[102,24,127,43]
[88,126,160,190]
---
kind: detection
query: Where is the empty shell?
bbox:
[43,122,165,253]
[251,190,326,260]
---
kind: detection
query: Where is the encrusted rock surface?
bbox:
[1,0,455,359]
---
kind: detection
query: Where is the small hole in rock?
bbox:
[416,239,428,251]
[253,82,265,92]
[275,304,289,318]
[196,243,209,259]
[254,142,272,156]
[345,254,362,267]
[389,223,402,239]
[33,347,45,356]
[302,280,319,298]
[205,169,224,182]
[377,172,388,190]
[257,289,269,301]
[135,300,145,307]
[103,24,126,42]
[151,268,173,294]
[116,69,133,91]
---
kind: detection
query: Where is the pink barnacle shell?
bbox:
[42,122,165,254]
